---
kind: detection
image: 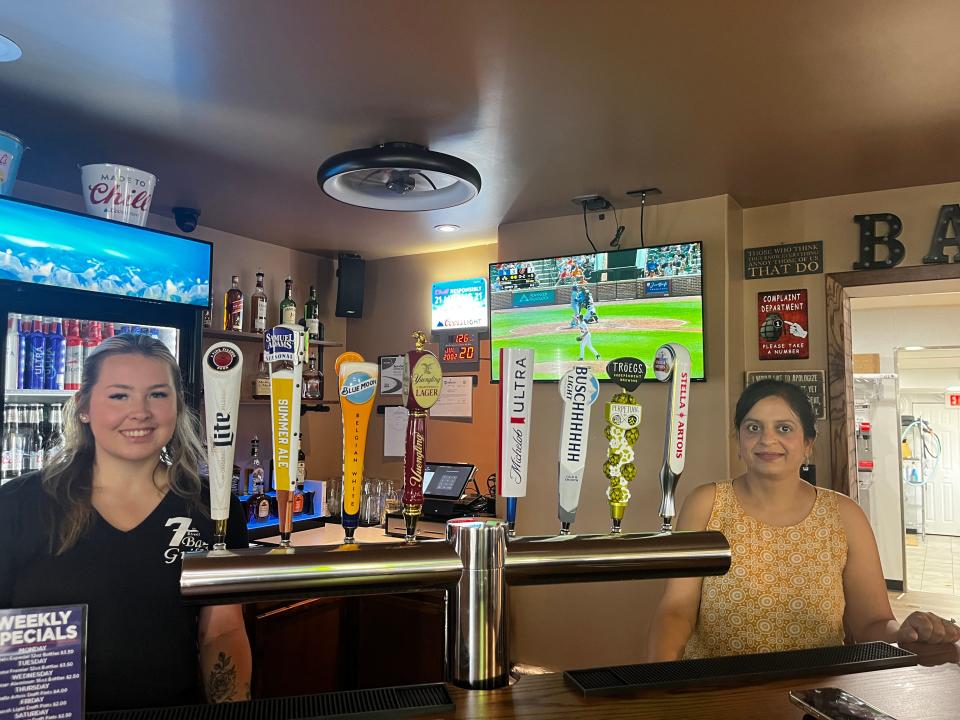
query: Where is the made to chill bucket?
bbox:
[0,131,24,196]
[81,163,156,226]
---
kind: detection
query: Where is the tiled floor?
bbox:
[904,533,960,595]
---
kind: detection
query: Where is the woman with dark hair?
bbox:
[0,334,251,710]
[647,379,960,661]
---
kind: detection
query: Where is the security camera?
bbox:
[172,207,201,233]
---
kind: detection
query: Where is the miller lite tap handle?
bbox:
[202,342,243,549]
[653,343,692,532]
[265,325,305,547]
[498,347,534,536]
[557,364,599,534]
[337,351,378,543]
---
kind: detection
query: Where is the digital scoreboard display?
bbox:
[441,332,478,364]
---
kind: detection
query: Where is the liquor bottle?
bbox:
[43,319,65,391]
[24,319,46,390]
[16,316,27,389]
[102,322,116,340]
[4,314,19,389]
[231,463,243,496]
[294,446,306,516]
[302,355,322,400]
[304,286,320,340]
[247,472,271,523]
[250,271,268,334]
[81,321,102,370]
[202,296,214,328]
[64,320,83,391]
[21,404,44,472]
[252,353,270,399]
[1,404,21,483]
[280,277,297,325]
[245,436,265,500]
[224,275,244,331]
[44,404,64,465]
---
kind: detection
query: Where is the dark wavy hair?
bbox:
[41,334,204,554]
[734,379,817,441]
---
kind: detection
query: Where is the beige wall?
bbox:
[741,180,960,482]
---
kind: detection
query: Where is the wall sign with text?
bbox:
[745,371,826,420]
[758,289,809,360]
[744,241,823,280]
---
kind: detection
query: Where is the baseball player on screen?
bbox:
[575,314,600,361]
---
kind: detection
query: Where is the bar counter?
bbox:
[440,642,959,719]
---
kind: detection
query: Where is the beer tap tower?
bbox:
[497,348,534,536]
[401,331,443,542]
[603,357,646,533]
[336,351,378,544]
[265,325,306,547]
[557,364,599,535]
[202,342,243,550]
[653,343,692,533]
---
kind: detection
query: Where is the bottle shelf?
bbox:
[5,389,75,403]
[202,329,342,347]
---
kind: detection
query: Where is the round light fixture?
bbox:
[0,34,22,62]
[317,142,481,211]
[434,224,460,233]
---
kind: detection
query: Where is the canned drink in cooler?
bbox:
[0,131,24,197]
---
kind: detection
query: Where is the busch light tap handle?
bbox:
[653,343,692,533]
[336,351,378,544]
[557,365,599,535]
[265,325,305,548]
[498,348,534,536]
[401,331,442,542]
[202,342,243,549]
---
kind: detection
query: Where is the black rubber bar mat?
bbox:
[564,641,917,696]
[87,682,454,720]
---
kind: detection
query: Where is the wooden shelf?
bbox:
[203,329,343,347]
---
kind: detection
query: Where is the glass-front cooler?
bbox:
[0,196,211,484]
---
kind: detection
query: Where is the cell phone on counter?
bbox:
[788,688,898,720]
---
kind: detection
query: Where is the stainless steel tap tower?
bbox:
[182,524,729,689]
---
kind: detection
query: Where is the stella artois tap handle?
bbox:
[654,343,692,533]
[264,325,305,548]
[557,365,599,535]
[498,348,534,536]
[603,358,645,534]
[336,351,378,544]
[202,342,243,550]
[401,331,443,542]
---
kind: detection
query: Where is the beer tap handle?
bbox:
[603,358,645,534]
[202,342,243,550]
[497,348,534,537]
[557,365,599,535]
[336,352,378,544]
[653,343,692,533]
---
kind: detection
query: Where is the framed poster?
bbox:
[745,370,826,420]
[744,241,823,280]
[378,355,403,395]
[758,289,809,360]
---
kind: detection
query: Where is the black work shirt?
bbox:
[0,473,248,711]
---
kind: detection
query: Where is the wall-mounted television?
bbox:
[489,243,705,381]
[431,277,488,330]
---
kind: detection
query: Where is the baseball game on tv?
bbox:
[489,243,705,381]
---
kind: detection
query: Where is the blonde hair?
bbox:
[41,333,205,554]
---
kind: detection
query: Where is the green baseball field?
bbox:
[491,296,704,380]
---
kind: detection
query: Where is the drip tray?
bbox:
[88,682,454,720]
[565,641,917,696]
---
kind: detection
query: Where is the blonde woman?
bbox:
[0,334,251,711]
[648,380,960,661]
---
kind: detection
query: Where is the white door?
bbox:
[913,402,960,536]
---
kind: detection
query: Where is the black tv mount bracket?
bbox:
[571,194,612,213]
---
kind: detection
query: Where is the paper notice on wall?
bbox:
[383,406,409,457]
[430,376,473,419]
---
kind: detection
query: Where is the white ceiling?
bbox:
[4,1,960,259]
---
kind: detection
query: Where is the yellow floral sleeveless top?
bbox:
[683,481,847,659]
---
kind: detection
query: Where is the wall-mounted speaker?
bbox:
[336,253,365,318]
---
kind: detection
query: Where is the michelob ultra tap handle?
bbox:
[265,325,305,547]
[498,347,534,536]
[557,364,599,534]
[401,331,443,542]
[337,352,378,543]
[653,343,692,532]
[202,342,243,549]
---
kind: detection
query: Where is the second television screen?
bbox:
[489,243,705,381]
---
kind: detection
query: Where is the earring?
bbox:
[79,414,89,423]
[801,455,811,472]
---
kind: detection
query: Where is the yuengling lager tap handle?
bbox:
[401,331,442,542]
[557,364,599,535]
[653,343,692,533]
[202,342,243,550]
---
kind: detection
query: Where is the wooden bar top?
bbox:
[441,643,960,719]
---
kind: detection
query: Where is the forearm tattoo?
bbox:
[207,651,242,703]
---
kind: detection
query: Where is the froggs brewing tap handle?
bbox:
[654,343,692,531]
[202,342,243,548]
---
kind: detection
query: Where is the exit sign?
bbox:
[947,392,960,408]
